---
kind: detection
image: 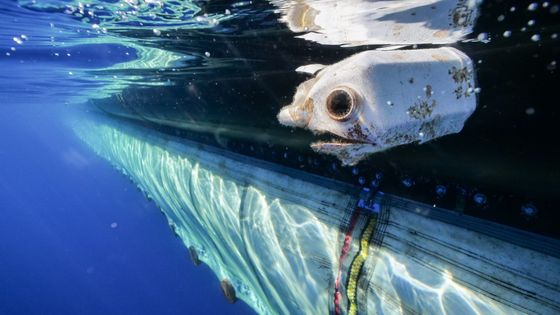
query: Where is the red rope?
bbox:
[333,207,361,315]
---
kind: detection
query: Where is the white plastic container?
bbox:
[278,47,477,165]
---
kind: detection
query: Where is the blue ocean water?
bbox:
[1,0,559,314]
[0,1,254,314]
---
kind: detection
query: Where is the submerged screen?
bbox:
[1,0,559,314]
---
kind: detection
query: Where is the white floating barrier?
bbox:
[74,116,560,315]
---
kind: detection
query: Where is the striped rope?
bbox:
[347,217,377,315]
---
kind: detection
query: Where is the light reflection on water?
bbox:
[18,0,233,31]
[271,0,479,46]
[2,0,235,104]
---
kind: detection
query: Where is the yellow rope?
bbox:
[347,217,377,315]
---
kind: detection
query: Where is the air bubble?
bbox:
[497,15,505,22]
[520,203,538,218]
[547,60,557,71]
[152,28,161,36]
[503,30,512,38]
[435,185,447,196]
[358,176,366,185]
[473,193,487,205]
[525,107,535,115]
[528,3,538,11]
[402,178,414,188]
[531,34,541,41]
[477,33,488,41]
[205,51,211,57]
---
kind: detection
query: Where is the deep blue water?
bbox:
[0,74,253,315]
[0,1,254,313]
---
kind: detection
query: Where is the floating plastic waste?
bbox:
[278,47,477,165]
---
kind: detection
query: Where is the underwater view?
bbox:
[1,0,559,314]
